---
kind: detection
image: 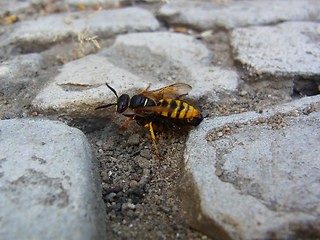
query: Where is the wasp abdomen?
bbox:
[157,99,202,121]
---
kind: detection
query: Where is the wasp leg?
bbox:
[144,122,162,160]
[120,116,135,129]
[139,83,151,94]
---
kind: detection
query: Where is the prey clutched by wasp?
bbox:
[95,83,203,159]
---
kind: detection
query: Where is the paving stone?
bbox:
[2,0,320,239]
[182,95,320,239]
[101,32,238,95]
[66,0,122,6]
[231,21,320,78]
[32,32,238,116]
[66,0,162,7]
[106,31,212,68]
[32,54,143,115]
[0,53,43,97]
[0,119,106,240]
[158,0,320,30]
[1,6,159,52]
[0,0,30,16]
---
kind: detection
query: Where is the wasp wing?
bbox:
[122,106,158,117]
[133,106,164,116]
[140,83,192,102]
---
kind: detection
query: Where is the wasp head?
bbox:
[116,94,130,113]
[95,83,130,113]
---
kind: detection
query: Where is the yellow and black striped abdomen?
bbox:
[157,99,201,119]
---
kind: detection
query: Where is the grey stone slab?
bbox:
[0,53,43,97]
[107,31,212,68]
[2,7,159,52]
[32,32,238,116]
[158,0,320,30]
[101,32,238,95]
[231,21,320,78]
[32,54,143,115]
[0,0,30,16]
[66,0,122,6]
[0,119,106,240]
[183,95,320,239]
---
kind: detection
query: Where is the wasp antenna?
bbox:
[106,83,119,98]
[95,103,117,110]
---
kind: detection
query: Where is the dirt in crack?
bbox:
[71,117,209,240]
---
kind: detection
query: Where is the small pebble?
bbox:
[136,156,152,168]
[127,134,140,145]
[96,140,103,147]
[140,149,151,159]
[129,180,138,188]
[129,188,144,198]
[217,132,223,137]
[104,192,117,202]
[215,166,223,177]
[102,143,109,151]
[290,110,299,117]
[114,203,122,212]
[100,171,108,178]
[239,90,248,96]
[131,196,140,204]
[127,203,136,210]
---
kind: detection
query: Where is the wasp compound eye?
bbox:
[117,94,130,113]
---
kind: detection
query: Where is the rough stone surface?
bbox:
[0,0,30,16]
[66,0,122,6]
[231,21,320,78]
[108,31,212,68]
[32,32,238,116]
[0,53,43,97]
[0,119,106,240]
[1,7,159,52]
[1,0,320,239]
[183,95,320,240]
[102,32,239,95]
[158,0,320,30]
[32,54,143,115]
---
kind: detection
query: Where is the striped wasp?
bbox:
[95,83,203,159]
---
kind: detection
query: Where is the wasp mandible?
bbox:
[95,83,203,159]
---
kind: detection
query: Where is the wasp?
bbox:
[95,83,203,159]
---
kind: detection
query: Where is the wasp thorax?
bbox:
[130,95,155,109]
[117,94,130,113]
